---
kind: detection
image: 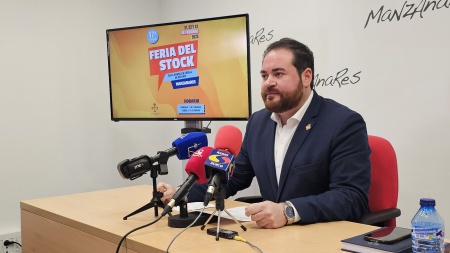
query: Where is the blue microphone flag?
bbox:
[204,149,234,184]
[172,132,208,159]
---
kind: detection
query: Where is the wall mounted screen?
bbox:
[107,14,251,121]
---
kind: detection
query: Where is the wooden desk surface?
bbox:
[129,219,379,253]
[21,185,378,253]
[21,185,170,243]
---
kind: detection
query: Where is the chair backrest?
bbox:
[368,135,399,227]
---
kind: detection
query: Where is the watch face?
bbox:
[285,206,295,218]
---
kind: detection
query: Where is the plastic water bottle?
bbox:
[411,198,445,253]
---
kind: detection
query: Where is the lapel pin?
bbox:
[306,124,311,131]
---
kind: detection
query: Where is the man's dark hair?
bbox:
[263,38,315,88]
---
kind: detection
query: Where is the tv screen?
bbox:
[107,14,251,121]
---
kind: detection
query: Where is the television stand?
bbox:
[181,121,211,134]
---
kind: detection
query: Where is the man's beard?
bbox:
[261,82,303,113]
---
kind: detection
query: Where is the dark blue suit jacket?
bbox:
[188,91,371,224]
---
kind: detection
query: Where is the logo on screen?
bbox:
[151,103,158,112]
[147,29,159,44]
[148,41,199,90]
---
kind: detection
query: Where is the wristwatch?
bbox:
[283,202,296,225]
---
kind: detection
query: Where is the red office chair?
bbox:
[359,135,401,227]
[236,135,401,226]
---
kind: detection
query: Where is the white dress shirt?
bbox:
[270,91,314,222]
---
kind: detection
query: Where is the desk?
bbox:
[21,185,378,252]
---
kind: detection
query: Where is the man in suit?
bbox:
[158,38,371,228]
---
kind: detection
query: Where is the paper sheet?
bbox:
[203,205,251,222]
[172,202,251,222]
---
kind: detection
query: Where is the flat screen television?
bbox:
[107,14,251,121]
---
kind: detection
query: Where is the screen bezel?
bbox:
[106,14,251,122]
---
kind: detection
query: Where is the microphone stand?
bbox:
[167,198,214,228]
[200,186,247,240]
[123,152,170,220]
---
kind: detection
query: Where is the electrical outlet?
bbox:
[0,232,21,253]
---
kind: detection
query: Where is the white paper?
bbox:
[172,202,215,212]
[203,205,251,222]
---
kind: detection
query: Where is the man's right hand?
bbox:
[157,182,177,204]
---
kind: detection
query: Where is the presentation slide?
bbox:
[107,15,250,120]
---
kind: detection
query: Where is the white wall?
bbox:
[0,0,170,235]
[159,0,450,234]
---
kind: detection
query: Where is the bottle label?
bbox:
[412,227,445,240]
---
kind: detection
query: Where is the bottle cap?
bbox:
[420,198,436,206]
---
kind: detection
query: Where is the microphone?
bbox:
[117,132,208,180]
[161,146,213,216]
[203,125,242,205]
[213,125,242,156]
[203,149,235,206]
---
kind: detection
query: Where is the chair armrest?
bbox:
[235,195,263,204]
[359,208,401,226]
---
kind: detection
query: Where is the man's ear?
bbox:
[301,68,312,88]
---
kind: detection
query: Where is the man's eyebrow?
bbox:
[272,67,286,72]
[260,67,286,74]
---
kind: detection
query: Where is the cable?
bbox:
[234,236,264,253]
[115,215,164,253]
[165,206,206,253]
[3,240,22,248]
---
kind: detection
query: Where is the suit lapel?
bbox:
[276,91,322,201]
[264,117,279,200]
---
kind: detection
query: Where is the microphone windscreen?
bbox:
[214,125,242,156]
[172,132,208,159]
[185,146,213,183]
